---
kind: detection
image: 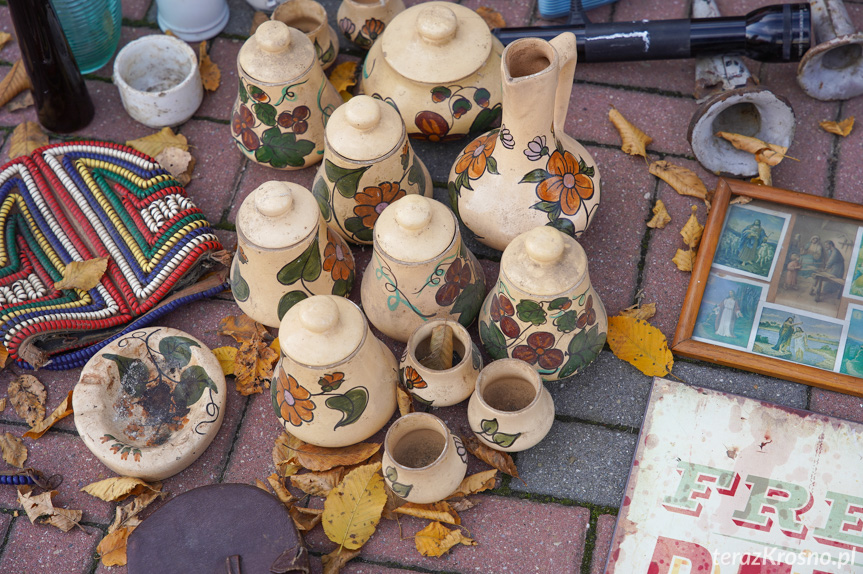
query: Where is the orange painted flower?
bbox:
[536,150,594,216]
[454,133,497,179]
[275,370,315,427]
[402,366,427,389]
[353,182,405,229]
[323,229,353,281]
[361,18,385,41]
[318,372,345,392]
[231,105,260,151]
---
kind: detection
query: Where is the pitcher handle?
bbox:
[548,32,578,136]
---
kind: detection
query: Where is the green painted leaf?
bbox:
[530,201,559,214]
[516,300,547,326]
[480,320,507,360]
[239,80,249,104]
[559,325,606,378]
[548,297,570,310]
[311,177,331,220]
[473,87,490,105]
[471,343,482,371]
[231,259,250,302]
[258,128,316,168]
[493,431,521,448]
[316,40,335,64]
[278,290,308,320]
[520,169,549,184]
[175,365,212,408]
[248,85,267,101]
[430,85,451,101]
[547,218,576,237]
[455,169,472,192]
[324,160,370,199]
[277,237,319,285]
[325,386,369,430]
[270,378,281,414]
[413,394,433,407]
[303,238,322,282]
[253,102,277,127]
[480,418,499,434]
[451,280,485,326]
[452,96,472,117]
[448,181,461,221]
[401,147,409,171]
[555,310,578,333]
[408,159,426,196]
[105,354,149,397]
[468,103,502,136]
[390,480,413,498]
[331,275,353,298]
[385,466,398,482]
[486,156,499,175]
[344,216,373,242]
[159,336,200,369]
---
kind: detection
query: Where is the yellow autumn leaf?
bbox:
[0,398,6,412]
[8,374,46,427]
[0,342,9,371]
[212,346,237,376]
[290,505,323,531]
[476,6,506,29]
[0,32,12,50]
[277,432,381,472]
[328,61,359,97]
[24,390,73,439]
[609,107,653,159]
[447,469,498,499]
[673,248,696,272]
[198,41,221,92]
[648,161,707,202]
[0,432,27,468]
[646,199,671,229]
[820,117,854,137]
[97,526,135,566]
[607,315,673,376]
[8,121,48,159]
[394,501,461,525]
[126,127,189,158]
[0,60,32,109]
[619,302,657,321]
[415,521,477,557]
[322,462,387,550]
[680,205,703,249]
[321,547,361,574]
[81,477,161,502]
[751,161,772,186]
[273,432,302,477]
[715,132,789,167]
[54,257,109,291]
[396,384,414,417]
[220,312,279,396]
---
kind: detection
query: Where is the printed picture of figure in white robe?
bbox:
[693,274,764,350]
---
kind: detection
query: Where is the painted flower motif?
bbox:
[576,295,597,329]
[277,105,310,134]
[247,84,270,103]
[524,136,548,161]
[490,294,520,339]
[400,140,410,167]
[435,258,472,306]
[339,17,355,38]
[536,150,595,216]
[232,105,260,151]
[275,370,316,427]
[500,126,514,149]
[318,372,345,392]
[353,182,405,229]
[323,228,353,281]
[454,133,497,179]
[415,111,452,142]
[402,366,428,389]
[362,18,385,41]
[512,332,564,371]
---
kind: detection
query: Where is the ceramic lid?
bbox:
[280,295,366,367]
[238,20,313,83]
[374,195,455,263]
[237,181,319,250]
[326,95,404,162]
[500,226,589,297]
[380,2,493,84]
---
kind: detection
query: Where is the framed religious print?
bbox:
[673,179,863,397]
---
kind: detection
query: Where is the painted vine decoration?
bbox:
[272,369,369,431]
[414,244,485,325]
[414,85,501,142]
[339,17,385,49]
[372,251,435,320]
[384,465,413,498]
[453,435,468,463]
[100,434,142,462]
[475,418,521,449]
[314,38,336,68]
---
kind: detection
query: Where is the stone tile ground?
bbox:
[1,0,863,572]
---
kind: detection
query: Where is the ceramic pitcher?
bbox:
[478,226,607,382]
[448,32,601,251]
[231,20,342,170]
[337,0,405,50]
[272,0,339,70]
[231,181,355,328]
[312,95,432,245]
[272,295,398,447]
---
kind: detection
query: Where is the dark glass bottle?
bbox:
[7,0,95,133]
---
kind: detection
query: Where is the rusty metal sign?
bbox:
[606,378,863,573]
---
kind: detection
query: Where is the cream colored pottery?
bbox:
[337,0,405,50]
[272,0,339,70]
[360,2,503,141]
[381,413,467,503]
[73,327,227,481]
[399,319,481,407]
[448,32,601,251]
[312,95,432,245]
[467,358,553,452]
[272,295,398,447]
[231,181,355,328]
[478,226,607,382]
[360,195,486,342]
[231,20,342,170]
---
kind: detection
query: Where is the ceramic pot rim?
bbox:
[372,208,458,267]
[113,35,200,97]
[473,358,543,416]
[237,57,312,87]
[502,37,558,84]
[236,216,319,252]
[323,129,406,166]
[272,0,328,39]
[281,298,370,369]
[406,318,471,374]
[384,412,451,472]
[343,0,388,7]
[499,265,588,300]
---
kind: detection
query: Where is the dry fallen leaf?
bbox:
[394,501,461,525]
[716,131,790,167]
[0,398,6,412]
[45,507,83,532]
[649,161,708,203]
[98,526,135,566]
[730,195,753,205]
[619,302,657,321]
[17,487,83,531]
[751,161,772,186]
[220,314,268,342]
[267,473,296,507]
[290,505,323,531]
[291,467,345,497]
[108,489,163,533]
[680,205,703,249]
[415,521,476,557]
[279,432,381,472]
[250,11,269,36]
[54,257,109,291]
[646,199,671,229]
[672,248,696,272]
[198,41,221,92]
[218,314,277,395]
[321,547,361,574]
[476,6,506,29]
[0,60,32,109]
[213,346,237,376]
[155,146,195,186]
[7,90,34,112]
[255,478,270,492]
[820,117,854,137]
[24,390,73,439]
[381,481,407,520]
[420,324,454,370]
[8,121,47,160]
[463,435,520,481]
[0,342,9,371]
[8,374,46,427]
[448,497,477,513]
[0,432,27,468]
[447,469,498,499]
[0,32,12,50]
[273,432,303,477]
[609,107,653,159]
[322,462,387,550]
[396,384,414,417]
[126,127,189,158]
[81,476,161,502]
[328,61,359,102]
[607,316,673,376]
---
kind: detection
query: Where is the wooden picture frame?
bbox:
[672,178,863,397]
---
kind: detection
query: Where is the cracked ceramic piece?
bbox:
[336,0,405,50]
[797,0,863,101]
[271,0,340,71]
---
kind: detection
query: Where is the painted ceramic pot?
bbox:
[478,226,607,382]
[272,295,398,447]
[312,95,432,245]
[399,319,482,407]
[272,0,339,71]
[231,181,355,328]
[381,413,467,503]
[448,32,601,251]
[336,0,405,50]
[73,327,227,480]
[231,20,342,170]
[467,358,554,452]
[360,2,503,141]
[361,195,486,343]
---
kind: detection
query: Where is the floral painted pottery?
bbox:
[337,0,405,50]
[312,95,432,245]
[73,327,227,481]
[360,2,503,141]
[479,226,607,382]
[360,194,486,342]
[381,413,467,503]
[399,319,482,407]
[155,0,229,42]
[467,358,554,452]
[232,20,342,170]
[448,32,601,251]
[272,295,398,447]
[272,0,339,71]
[231,181,355,328]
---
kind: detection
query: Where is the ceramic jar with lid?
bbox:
[478,226,607,381]
[231,20,342,170]
[337,0,405,50]
[231,181,355,328]
[312,95,432,245]
[360,1,503,141]
[272,295,398,447]
[360,194,485,342]
[272,0,339,71]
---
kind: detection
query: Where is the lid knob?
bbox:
[255,181,294,217]
[345,96,382,131]
[416,5,458,45]
[393,195,432,232]
[256,21,292,54]
[525,226,565,264]
[299,297,339,333]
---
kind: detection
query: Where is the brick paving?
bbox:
[0,0,862,572]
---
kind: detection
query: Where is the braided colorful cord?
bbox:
[0,141,226,370]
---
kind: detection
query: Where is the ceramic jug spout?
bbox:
[549,32,577,134]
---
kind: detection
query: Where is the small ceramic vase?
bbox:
[231,20,342,170]
[360,2,503,141]
[336,0,405,50]
[272,0,339,71]
[273,295,398,447]
[478,226,607,382]
[381,413,467,503]
[155,0,229,42]
[360,194,486,343]
[312,95,432,245]
[399,319,482,407]
[467,358,554,452]
[448,32,601,251]
[231,181,355,328]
